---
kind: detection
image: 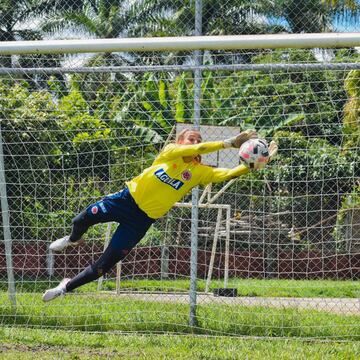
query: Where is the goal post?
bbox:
[1,33,360,338]
[1,33,360,55]
[0,124,15,307]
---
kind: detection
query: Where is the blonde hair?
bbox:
[175,128,202,163]
[176,128,201,143]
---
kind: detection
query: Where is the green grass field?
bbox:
[2,327,360,359]
[1,292,360,338]
[101,278,360,298]
[1,278,360,358]
[8,278,360,298]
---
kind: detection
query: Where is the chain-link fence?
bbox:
[0,0,360,339]
[1,45,360,336]
[1,0,359,45]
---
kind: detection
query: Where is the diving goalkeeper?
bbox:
[43,129,277,301]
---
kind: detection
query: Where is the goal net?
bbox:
[0,37,360,338]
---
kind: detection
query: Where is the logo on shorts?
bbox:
[91,206,98,214]
[181,170,192,181]
[98,201,107,213]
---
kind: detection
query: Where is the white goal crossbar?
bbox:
[1,33,360,55]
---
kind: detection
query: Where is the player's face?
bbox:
[179,131,202,145]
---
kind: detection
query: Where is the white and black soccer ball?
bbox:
[238,138,269,170]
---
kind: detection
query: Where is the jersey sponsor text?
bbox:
[154,168,184,190]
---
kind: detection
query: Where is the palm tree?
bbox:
[42,0,148,49]
[125,0,283,37]
[1,0,40,67]
[41,0,164,92]
[0,0,85,66]
[0,0,76,93]
[125,0,286,67]
[41,0,150,106]
[270,0,360,33]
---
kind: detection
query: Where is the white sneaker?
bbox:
[42,278,71,302]
[49,235,82,252]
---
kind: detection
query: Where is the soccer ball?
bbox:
[239,138,269,170]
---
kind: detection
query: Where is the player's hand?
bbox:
[269,140,278,160]
[223,130,258,148]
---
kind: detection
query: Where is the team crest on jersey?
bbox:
[91,206,98,214]
[154,168,184,190]
[181,170,192,181]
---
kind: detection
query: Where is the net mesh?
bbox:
[0,47,359,337]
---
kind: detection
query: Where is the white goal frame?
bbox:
[2,32,360,315]
[1,33,360,55]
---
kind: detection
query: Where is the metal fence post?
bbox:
[0,123,16,307]
[189,0,202,328]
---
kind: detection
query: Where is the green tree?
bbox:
[129,0,283,36]
[117,72,192,135]
[200,50,346,146]
[333,68,360,248]
[0,80,119,241]
[271,0,360,33]
[262,131,354,249]
[0,0,72,93]
[0,0,81,66]
[343,69,360,150]
[0,0,48,42]
[0,80,65,239]
[41,0,174,108]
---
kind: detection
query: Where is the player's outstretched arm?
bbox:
[160,141,224,160]
[159,130,258,161]
[223,130,258,148]
[202,139,278,184]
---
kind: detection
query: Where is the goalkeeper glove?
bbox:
[223,130,258,148]
[268,140,278,160]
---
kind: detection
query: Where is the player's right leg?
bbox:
[49,235,81,252]
[49,198,115,252]
[49,211,89,251]
[42,278,71,302]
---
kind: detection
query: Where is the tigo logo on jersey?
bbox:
[181,170,192,181]
[154,168,184,190]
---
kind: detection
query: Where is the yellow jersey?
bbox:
[126,141,249,219]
